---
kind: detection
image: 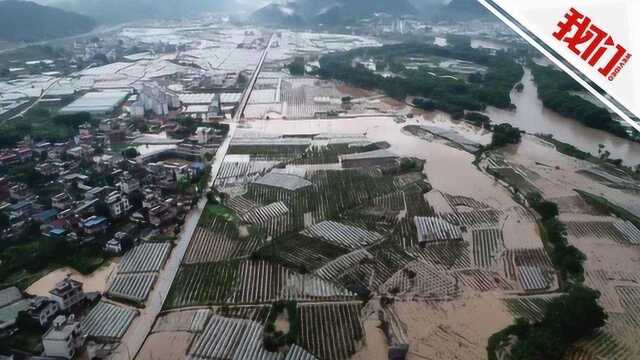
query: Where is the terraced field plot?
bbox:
[184,218,263,264]
[298,302,365,360]
[566,221,640,245]
[472,229,504,269]
[159,132,562,359]
[502,295,557,321]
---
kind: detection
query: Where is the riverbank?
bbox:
[485,68,640,165]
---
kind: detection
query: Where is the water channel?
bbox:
[485,68,640,166]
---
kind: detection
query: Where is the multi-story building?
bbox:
[106,191,131,218]
[49,279,84,311]
[51,193,72,211]
[28,297,60,327]
[80,216,109,235]
[117,172,141,195]
[148,200,178,227]
[42,315,84,359]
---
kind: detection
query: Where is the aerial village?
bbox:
[0,12,639,360]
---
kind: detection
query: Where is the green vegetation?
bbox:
[0,45,68,70]
[319,43,523,115]
[576,190,640,229]
[488,190,601,359]
[538,134,592,160]
[528,193,559,221]
[491,123,521,148]
[263,301,300,351]
[528,193,584,283]
[464,111,491,128]
[0,109,93,148]
[0,223,105,289]
[529,63,631,140]
[287,57,305,75]
[201,203,239,224]
[488,285,606,360]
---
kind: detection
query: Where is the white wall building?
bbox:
[42,315,84,359]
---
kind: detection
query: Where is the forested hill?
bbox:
[0,0,96,43]
[437,0,492,21]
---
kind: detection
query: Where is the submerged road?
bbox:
[111,34,273,360]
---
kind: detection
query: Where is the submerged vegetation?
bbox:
[488,285,607,360]
[318,43,523,117]
[529,62,631,140]
[488,192,601,359]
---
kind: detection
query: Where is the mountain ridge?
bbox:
[0,0,96,43]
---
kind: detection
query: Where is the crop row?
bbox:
[298,302,364,360]
[472,229,504,269]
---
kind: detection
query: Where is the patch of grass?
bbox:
[537,134,592,160]
[576,190,640,229]
[200,203,239,224]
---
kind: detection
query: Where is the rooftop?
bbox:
[43,316,79,341]
[81,216,108,228]
[179,93,215,105]
[339,149,398,161]
[253,172,313,192]
[60,91,130,115]
[0,287,22,308]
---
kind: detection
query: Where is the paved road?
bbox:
[234,34,273,122]
[111,34,273,360]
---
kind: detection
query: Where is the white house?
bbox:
[42,315,84,359]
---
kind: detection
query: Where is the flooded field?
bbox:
[25,261,118,297]
[485,68,640,165]
[247,115,516,210]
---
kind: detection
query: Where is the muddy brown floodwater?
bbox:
[486,68,640,166]
[25,261,118,297]
[249,116,516,210]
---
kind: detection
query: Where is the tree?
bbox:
[532,199,559,221]
[129,190,145,210]
[94,201,111,219]
[490,285,606,360]
[491,123,521,147]
[543,286,607,342]
[0,212,10,232]
[122,148,139,159]
[287,57,305,75]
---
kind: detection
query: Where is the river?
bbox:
[485,68,640,166]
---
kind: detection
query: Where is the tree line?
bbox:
[317,43,523,118]
[529,62,631,140]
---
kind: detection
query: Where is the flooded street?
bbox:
[485,68,640,165]
[25,261,118,297]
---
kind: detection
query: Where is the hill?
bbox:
[250,3,306,27]
[251,0,418,27]
[437,0,491,20]
[50,0,240,24]
[0,0,96,43]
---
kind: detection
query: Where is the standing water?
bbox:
[485,68,640,165]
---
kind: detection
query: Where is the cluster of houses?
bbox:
[0,278,92,359]
[0,115,220,248]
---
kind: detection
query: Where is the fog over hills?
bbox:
[27,0,488,25]
[32,0,245,23]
